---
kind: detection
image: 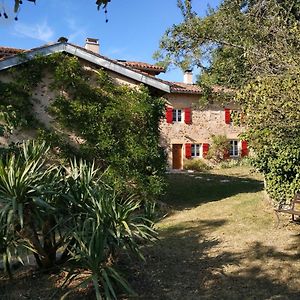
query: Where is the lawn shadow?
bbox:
[123,219,300,299]
[162,172,264,210]
[0,265,94,300]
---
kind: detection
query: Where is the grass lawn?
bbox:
[1,166,300,299]
[125,166,300,299]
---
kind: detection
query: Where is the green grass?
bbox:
[125,166,300,299]
[163,166,264,209]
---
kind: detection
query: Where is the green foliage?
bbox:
[206,135,230,163]
[156,0,300,88]
[251,142,300,204]
[183,158,211,172]
[0,81,33,134]
[0,53,167,202]
[0,141,157,299]
[218,157,251,169]
[237,70,300,146]
[0,140,59,270]
[47,57,167,200]
[60,159,156,299]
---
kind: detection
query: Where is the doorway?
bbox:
[172,144,182,169]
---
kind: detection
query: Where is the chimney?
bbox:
[84,38,99,54]
[183,70,193,85]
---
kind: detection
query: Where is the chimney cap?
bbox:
[85,38,99,44]
[184,69,193,73]
[57,36,68,43]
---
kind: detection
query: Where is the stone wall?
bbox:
[161,93,246,168]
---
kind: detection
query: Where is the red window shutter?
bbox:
[241,140,248,157]
[184,108,191,124]
[166,107,173,124]
[185,143,192,159]
[225,108,231,124]
[202,143,209,158]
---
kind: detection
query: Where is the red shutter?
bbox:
[166,107,173,124]
[184,108,191,124]
[241,140,248,157]
[185,143,192,159]
[202,143,209,158]
[225,108,231,124]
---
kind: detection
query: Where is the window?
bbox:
[172,109,182,122]
[230,140,239,157]
[191,144,201,158]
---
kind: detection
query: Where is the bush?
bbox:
[252,142,300,205]
[183,158,211,172]
[0,141,156,299]
[218,157,251,169]
[206,135,230,163]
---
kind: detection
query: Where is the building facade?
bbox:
[0,38,248,170]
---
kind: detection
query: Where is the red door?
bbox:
[172,144,182,169]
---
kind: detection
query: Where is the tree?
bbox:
[2,0,111,20]
[156,0,300,203]
[157,0,300,86]
[13,0,111,12]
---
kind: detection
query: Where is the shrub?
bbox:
[206,135,230,163]
[183,158,211,172]
[218,157,251,169]
[252,142,300,205]
[0,141,157,299]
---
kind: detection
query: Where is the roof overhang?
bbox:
[0,43,171,93]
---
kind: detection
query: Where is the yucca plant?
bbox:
[0,140,62,269]
[0,145,157,299]
[61,160,157,299]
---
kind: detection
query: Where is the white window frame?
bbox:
[230,140,239,157]
[172,109,182,122]
[191,143,202,158]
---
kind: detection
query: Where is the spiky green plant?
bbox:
[0,140,62,269]
[60,159,157,300]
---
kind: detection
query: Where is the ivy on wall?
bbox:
[0,53,167,200]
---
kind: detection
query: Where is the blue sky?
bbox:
[0,0,220,82]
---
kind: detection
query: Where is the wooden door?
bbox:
[172,144,182,169]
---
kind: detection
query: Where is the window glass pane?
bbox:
[230,141,234,156]
[178,109,182,122]
[196,144,200,156]
[191,144,195,157]
[229,140,238,156]
[172,109,176,122]
[191,144,201,157]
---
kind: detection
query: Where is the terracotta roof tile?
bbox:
[167,81,234,94]
[0,46,25,60]
[169,81,203,94]
[117,60,165,74]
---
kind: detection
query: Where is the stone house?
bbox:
[0,38,247,170]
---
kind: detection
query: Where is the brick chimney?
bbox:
[84,38,99,54]
[183,70,193,84]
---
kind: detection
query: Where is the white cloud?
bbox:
[14,20,54,42]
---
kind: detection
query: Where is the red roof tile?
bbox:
[117,60,165,75]
[168,81,234,95]
[169,81,203,94]
[0,46,25,60]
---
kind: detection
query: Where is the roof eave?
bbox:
[170,89,202,95]
[0,43,171,93]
